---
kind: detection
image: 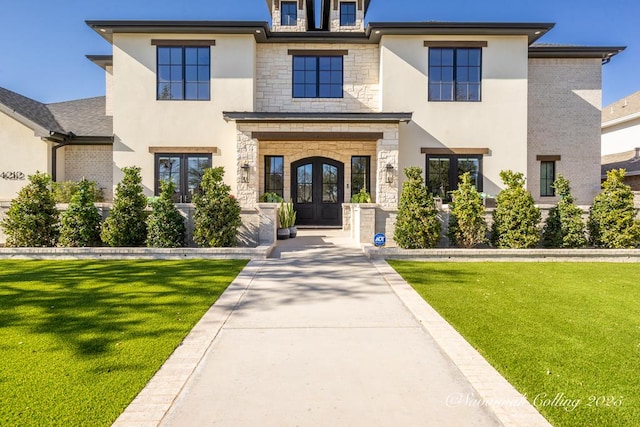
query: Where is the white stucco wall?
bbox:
[380,35,530,197]
[528,58,602,204]
[105,65,114,116]
[0,112,51,201]
[602,116,640,156]
[111,33,256,196]
[256,43,380,112]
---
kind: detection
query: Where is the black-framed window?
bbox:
[293,56,343,98]
[281,1,298,26]
[351,156,370,198]
[157,46,210,100]
[340,2,357,26]
[426,155,483,202]
[540,161,556,197]
[155,153,212,202]
[428,48,481,102]
[265,156,284,197]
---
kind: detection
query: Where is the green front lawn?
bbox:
[0,260,247,426]
[389,262,639,427]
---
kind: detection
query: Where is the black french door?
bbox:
[291,157,344,226]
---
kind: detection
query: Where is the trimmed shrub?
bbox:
[59,179,102,247]
[53,180,104,203]
[146,180,186,248]
[542,175,587,248]
[259,192,284,203]
[100,166,148,247]
[491,170,541,248]
[394,167,441,249]
[1,172,59,247]
[193,167,241,247]
[350,188,372,203]
[588,169,640,248]
[448,172,487,248]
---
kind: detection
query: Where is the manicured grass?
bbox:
[0,260,247,427]
[389,262,639,427]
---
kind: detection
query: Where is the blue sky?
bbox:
[0,0,637,105]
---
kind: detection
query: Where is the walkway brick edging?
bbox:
[372,259,552,427]
[111,260,264,427]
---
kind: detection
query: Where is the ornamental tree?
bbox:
[394,167,441,249]
[59,179,102,247]
[100,166,148,247]
[542,175,587,248]
[491,170,541,248]
[146,180,186,248]
[588,169,640,248]
[1,172,59,247]
[448,172,487,248]
[193,167,241,247]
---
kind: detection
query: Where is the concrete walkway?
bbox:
[113,230,550,427]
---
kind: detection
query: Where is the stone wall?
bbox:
[63,145,114,201]
[528,58,602,205]
[255,43,380,112]
[270,1,308,32]
[329,1,365,32]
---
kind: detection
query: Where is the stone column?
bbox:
[376,128,399,208]
[237,129,258,210]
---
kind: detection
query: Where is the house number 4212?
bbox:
[0,172,26,180]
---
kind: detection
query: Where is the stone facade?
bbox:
[270,1,308,32]
[329,1,365,33]
[528,58,603,205]
[255,43,380,112]
[63,145,114,200]
[235,122,399,209]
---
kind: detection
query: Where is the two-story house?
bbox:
[0,0,624,243]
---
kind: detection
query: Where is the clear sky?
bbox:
[0,0,637,106]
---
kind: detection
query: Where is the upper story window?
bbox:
[281,2,298,26]
[157,46,210,101]
[293,56,343,98]
[340,2,357,26]
[428,47,481,102]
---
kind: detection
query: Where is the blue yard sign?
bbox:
[374,233,386,247]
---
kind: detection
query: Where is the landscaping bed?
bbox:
[389,261,639,427]
[0,259,247,426]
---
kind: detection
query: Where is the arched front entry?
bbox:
[291,157,344,226]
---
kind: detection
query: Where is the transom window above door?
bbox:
[155,153,212,202]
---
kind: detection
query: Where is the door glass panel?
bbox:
[322,164,338,203]
[186,156,212,202]
[457,158,480,189]
[428,158,450,199]
[297,164,313,203]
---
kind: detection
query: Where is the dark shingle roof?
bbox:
[0,86,112,137]
[0,86,64,133]
[602,149,640,176]
[47,97,112,137]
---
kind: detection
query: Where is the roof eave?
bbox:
[223,111,413,124]
[85,20,271,43]
[0,103,53,137]
[366,22,555,44]
[529,46,626,62]
[86,55,113,70]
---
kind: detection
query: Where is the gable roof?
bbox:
[602,90,640,124]
[0,86,112,139]
[0,86,64,135]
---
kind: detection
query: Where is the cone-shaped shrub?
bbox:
[588,169,640,248]
[542,175,587,248]
[491,170,541,248]
[448,172,487,248]
[146,180,186,248]
[193,167,241,247]
[101,166,148,247]
[394,167,441,249]
[59,179,102,247]
[1,172,59,247]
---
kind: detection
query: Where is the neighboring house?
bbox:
[602,90,640,156]
[601,149,640,190]
[0,0,624,233]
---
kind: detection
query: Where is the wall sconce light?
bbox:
[385,163,394,184]
[241,163,250,183]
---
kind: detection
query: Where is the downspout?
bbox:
[49,132,74,182]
